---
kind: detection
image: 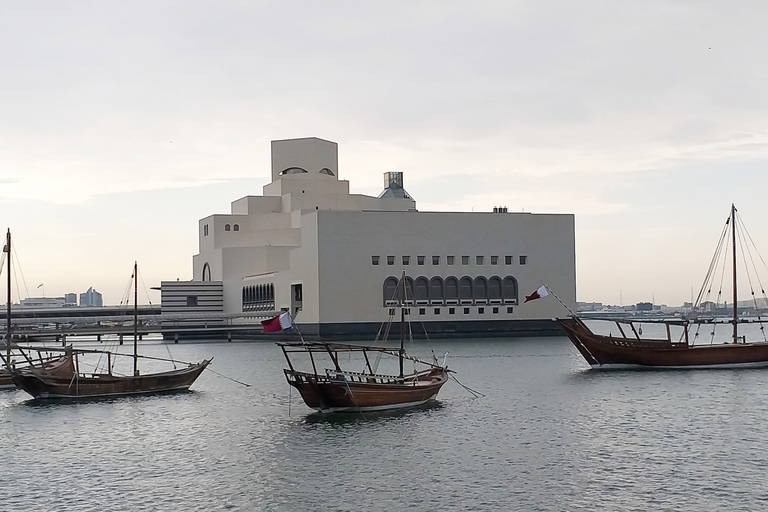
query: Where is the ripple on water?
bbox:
[3,338,768,511]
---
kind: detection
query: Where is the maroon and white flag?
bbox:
[524,285,549,303]
[261,312,293,333]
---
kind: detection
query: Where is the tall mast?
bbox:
[399,271,405,379]
[133,261,139,376]
[732,204,738,344]
[5,229,11,364]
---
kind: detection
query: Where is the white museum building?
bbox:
[162,137,576,338]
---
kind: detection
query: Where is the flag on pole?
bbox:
[261,312,293,333]
[524,285,549,303]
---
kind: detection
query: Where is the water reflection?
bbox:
[301,400,444,425]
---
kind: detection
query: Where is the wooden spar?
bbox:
[133,261,139,376]
[362,350,373,375]
[5,229,10,365]
[732,204,738,344]
[399,271,405,379]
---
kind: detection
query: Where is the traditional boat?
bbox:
[1,229,74,389]
[277,272,449,413]
[557,204,768,369]
[11,261,211,399]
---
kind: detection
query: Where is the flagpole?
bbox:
[539,282,576,316]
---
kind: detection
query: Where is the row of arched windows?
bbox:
[224,224,240,232]
[383,275,518,306]
[243,284,275,312]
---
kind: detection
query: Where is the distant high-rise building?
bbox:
[64,293,77,306]
[80,287,103,307]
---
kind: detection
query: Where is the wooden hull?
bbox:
[557,317,768,369]
[287,368,448,413]
[12,360,210,399]
[1,352,75,390]
[0,370,14,390]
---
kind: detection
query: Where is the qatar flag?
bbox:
[524,285,549,303]
[261,312,293,333]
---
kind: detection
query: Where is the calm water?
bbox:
[3,335,768,511]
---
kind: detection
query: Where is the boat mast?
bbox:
[399,271,405,379]
[5,229,10,364]
[732,204,738,344]
[133,261,139,376]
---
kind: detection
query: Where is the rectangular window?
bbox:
[432,256,440,265]
[505,255,513,265]
[389,308,395,315]
[447,256,455,265]
[204,225,209,237]
[434,308,440,315]
[404,308,411,316]
[449,308,455,315]
[417,256,425,265]
[476,256,484,265]
[462,256,469,265]
[493,307,499,314]
[519,255,528,265]
[402,256,410,265]
[478,307,484,314]
[387,256,395,265]
[463,307,470,314]
[419,308,425,315]
[491,256,498,265]
[186,296,198,307]
[507,307,514,313]
[372,256,380,265]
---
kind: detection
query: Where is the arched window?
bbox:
[233,224,239,231]
[503,276,519,304]
[225,224,231,231]
[429,277,444,305]
[414,277,429,304]
[488,276,503,303]
[319,168,335,176]
[474,277,488,304]
[459,277,473,304]
[280,167,308,175]
[202,263,211,281]
[445,277,459,304]
[383,277,399,306]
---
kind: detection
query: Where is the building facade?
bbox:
[184,137,576,338]
[79,287,103,307]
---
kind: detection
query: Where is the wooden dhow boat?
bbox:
[276,272,449,413]
[1,229,76,389]
[556,204,768,370]
[11,261,210,399]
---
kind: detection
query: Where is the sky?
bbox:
[2,1,768,307]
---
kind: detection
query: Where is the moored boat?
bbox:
[556,205,768,370]
[276,272,450,413]
[9,259,211,399]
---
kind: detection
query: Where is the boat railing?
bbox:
[324,368,435,384]
[324,368,407,384]
[283,368,434,385]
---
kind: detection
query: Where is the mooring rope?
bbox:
[205,366,251,387]
[450,373,484,398]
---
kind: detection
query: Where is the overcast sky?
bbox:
[2,1,768,307]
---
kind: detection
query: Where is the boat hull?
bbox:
[557,317,768,369]
[12,361,210,399]
[0,371,15,390]
[287,368,448,413]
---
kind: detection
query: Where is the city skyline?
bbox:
[2,2,768,306]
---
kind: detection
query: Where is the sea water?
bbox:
[2,336,768,511]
